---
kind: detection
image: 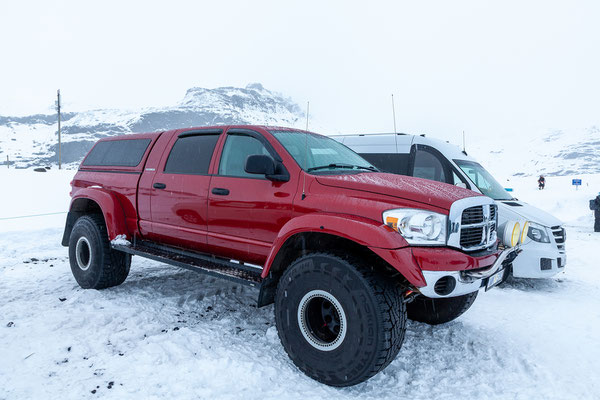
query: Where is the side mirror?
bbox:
[455,182,467,189]
[245,154,275,175]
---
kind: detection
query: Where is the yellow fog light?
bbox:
[503,220,522,247]
[521,221,530,244]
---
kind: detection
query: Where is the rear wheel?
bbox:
[68,215,131,289]
[275,253,406,387]
[407,291,478,325]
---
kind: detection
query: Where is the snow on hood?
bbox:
[315,172,480,210]
[498,200,563,227]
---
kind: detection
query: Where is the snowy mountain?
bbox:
[0,83,304,168]
[458,125,600,180]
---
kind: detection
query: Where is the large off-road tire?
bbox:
[407,291,478,325]
[274,253,406,387]
[68,215,131,289]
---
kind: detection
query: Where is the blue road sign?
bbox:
[572,179,582,186]
[505,188,514,192]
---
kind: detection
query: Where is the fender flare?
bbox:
[262,212,409,278]
[62,188,128,246]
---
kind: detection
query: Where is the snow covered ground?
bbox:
[1,169,599,399]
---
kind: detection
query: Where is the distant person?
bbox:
[590,193,600,232]
[538,175,545,190]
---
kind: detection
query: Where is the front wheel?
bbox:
[68,215,131,289]
[407,291,478,325]
[275,253,406,387]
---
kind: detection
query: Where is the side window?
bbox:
[218,134,270,178]
[83,139,151,167]
[164,134,220,174]
[360,153,410,175]
[413,150,447,183]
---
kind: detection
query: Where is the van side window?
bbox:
[164,134,220,174]
[219,134,270,178]
[359,153,410,175]
[413,150,447,183]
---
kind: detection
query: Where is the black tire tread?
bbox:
[407,291,478,325]
[70,215,130,289]
[277,252,406,386]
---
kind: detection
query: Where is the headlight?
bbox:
[383,208,447,245]
[526,222,550,243]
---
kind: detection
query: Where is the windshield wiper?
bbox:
[307,163,378,172]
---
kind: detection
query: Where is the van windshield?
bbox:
[454,159,513,200]
[271,130,377,173]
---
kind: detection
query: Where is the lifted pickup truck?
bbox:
[62,125,519,387]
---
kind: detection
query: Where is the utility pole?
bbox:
[57,89,62,169]
[6,155,8,169]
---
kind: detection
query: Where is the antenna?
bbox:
[305,101,310,130]
[302,101,309,200]
[462,130,466,152]
[391,94,397,134]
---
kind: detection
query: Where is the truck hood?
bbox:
[315,172,479,211]
[498,200,563,227]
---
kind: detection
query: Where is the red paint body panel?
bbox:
[67,125,501,286]
[262,212,409,278]
[412,247,499,272]
[69,187,128,240]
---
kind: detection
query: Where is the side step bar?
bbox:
[112,241,263,287]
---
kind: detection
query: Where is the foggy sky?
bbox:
[1,0,598,141]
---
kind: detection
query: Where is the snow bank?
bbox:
[1,166,599,399]
[0,168,74,232]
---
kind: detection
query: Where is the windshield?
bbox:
[270,130,377,173]
[454,159,513,200]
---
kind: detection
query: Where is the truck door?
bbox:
[206,129,295,265]
[145,129,222,251]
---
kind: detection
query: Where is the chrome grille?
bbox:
[447,197,498,252]
[551,225,566,251]
[459,204,497,250]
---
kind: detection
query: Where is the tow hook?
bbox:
[402,289,419,304]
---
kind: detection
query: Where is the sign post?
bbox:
[572,179,582,190]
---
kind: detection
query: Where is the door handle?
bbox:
[211,187,230,196]
[153,182,167,189]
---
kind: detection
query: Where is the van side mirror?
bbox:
[245,154,276,175]
[455,182,468,189]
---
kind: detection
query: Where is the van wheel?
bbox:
[274,253,406,387]
[68,215,131,289]
[407,292,478,325]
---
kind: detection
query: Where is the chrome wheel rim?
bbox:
[75,236,92,271]
[297,290,347,351]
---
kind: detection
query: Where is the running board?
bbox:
[111,241,263,287]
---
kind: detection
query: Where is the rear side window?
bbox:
[164,134,220,174]
[83,139,151,167]
[413,150,447,183]
[359,153,409,175]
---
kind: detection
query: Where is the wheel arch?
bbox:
[257,213,414,307]
[61,188,128,246]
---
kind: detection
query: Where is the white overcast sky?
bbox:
[1,0,599,140]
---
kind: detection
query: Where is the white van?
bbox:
[334,133,566,279]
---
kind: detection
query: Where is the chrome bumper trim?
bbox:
[418,247,519,298]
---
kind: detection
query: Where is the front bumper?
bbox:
[419,247,519,298]
[511,244,566,278]
[369,244,521,299]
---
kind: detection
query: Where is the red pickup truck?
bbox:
[62,125,518,386]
